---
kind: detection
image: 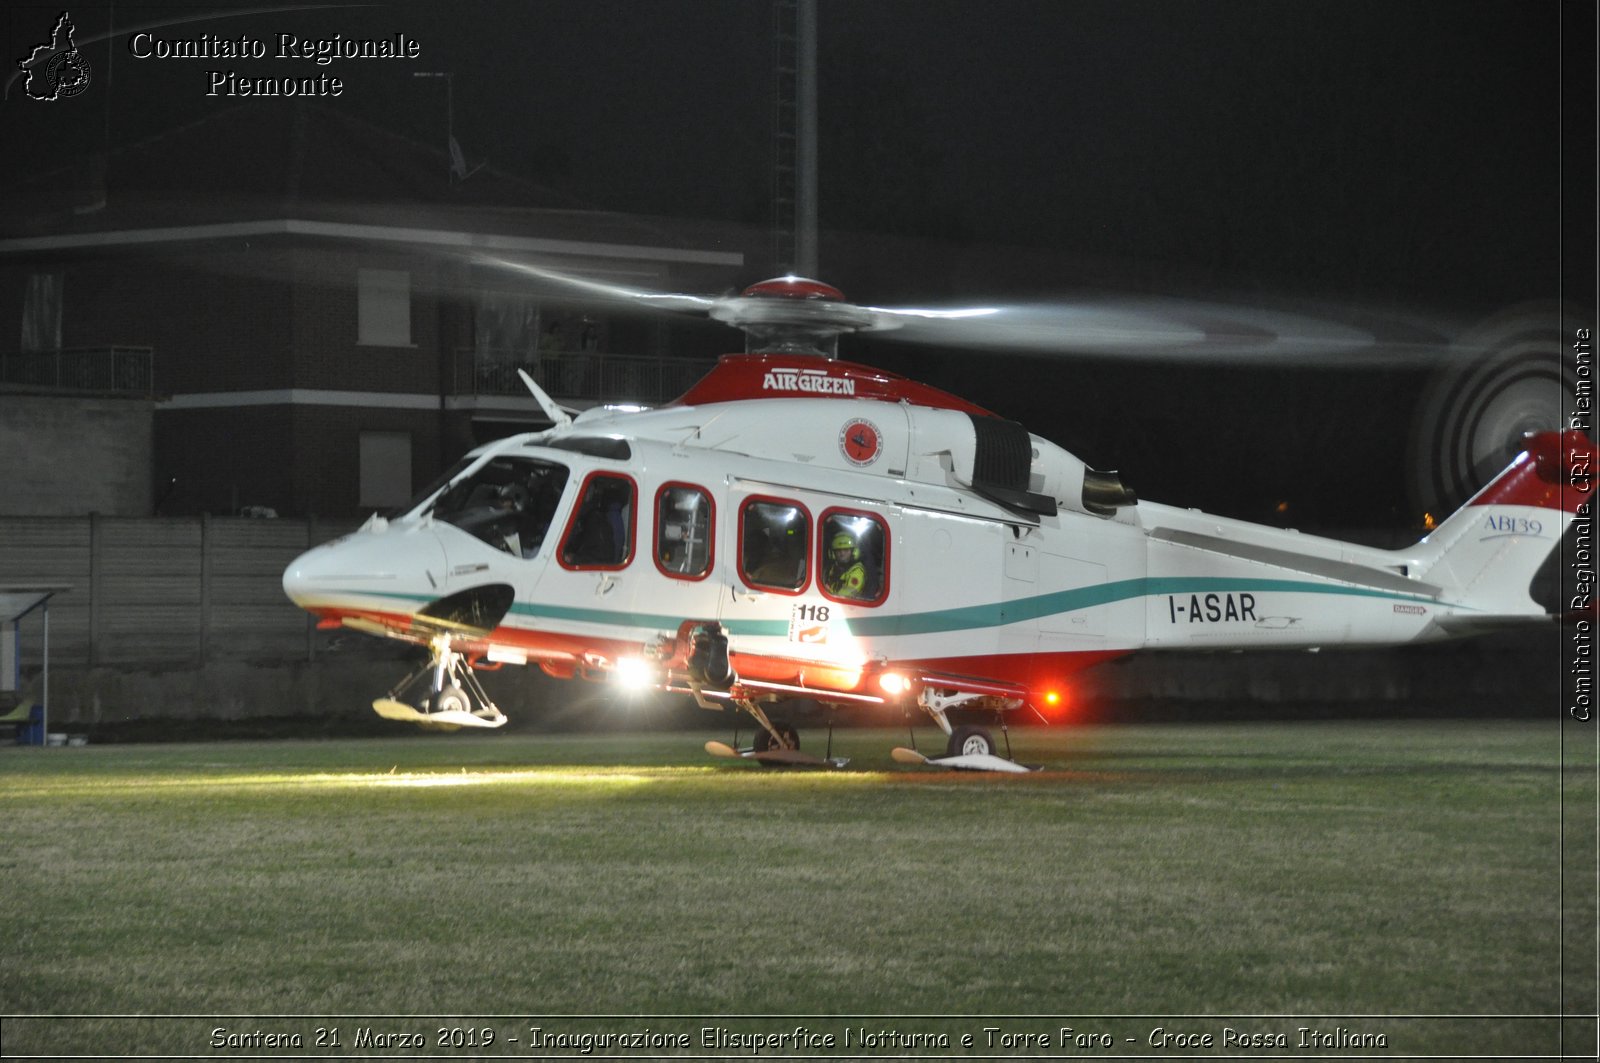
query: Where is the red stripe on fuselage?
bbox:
[673,354,998,416]
[902,650,1133,696]
[317,606,1130,703]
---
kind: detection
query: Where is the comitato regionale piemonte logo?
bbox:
[17,11,92,101]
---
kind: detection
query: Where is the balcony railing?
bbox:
[457,348,715,405]
[1,347,155,396]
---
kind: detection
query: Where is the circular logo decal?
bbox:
[840,418,882,466]
[47,51,92,100]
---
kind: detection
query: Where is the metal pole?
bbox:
[795,0,818,278]
[198,514,211,666]
[88,513,101,669]
[42,600,49,744]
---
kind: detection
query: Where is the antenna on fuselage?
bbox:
[516,369,572,429]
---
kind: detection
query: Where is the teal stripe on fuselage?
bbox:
[329,589,791,637]
[332,575,1450,641]
[846,576,1449,638]
[510,600,788,638]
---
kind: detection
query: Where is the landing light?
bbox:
[614,657,655,691]
[878,672,909,696]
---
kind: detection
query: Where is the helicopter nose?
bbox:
[282,523,448,610]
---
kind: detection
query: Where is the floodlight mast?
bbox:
[795,0,818,278]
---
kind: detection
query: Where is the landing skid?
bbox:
[372,697,507,731]
[899,689,1033,771]
[372,636,507,731]
[704,740,846,768]
[891,746,1036,773]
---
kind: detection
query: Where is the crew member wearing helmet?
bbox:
[824,530,868,599]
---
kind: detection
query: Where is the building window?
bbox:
[558,472,636,570]
[21,272,62,352]
[358,431,412,510]
[654,483,713,580]
[818,509,889,606]
[357,268,412,347]
[739,497,810,593]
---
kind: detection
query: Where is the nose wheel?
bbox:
[371,636,507,730]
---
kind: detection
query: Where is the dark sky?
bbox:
[4,1,1563,311]
[2,0,1585,527]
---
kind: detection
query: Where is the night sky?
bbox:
[4,2,1564,298]
[3,0,1589,529]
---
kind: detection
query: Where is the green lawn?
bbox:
[0,720,1589,1057]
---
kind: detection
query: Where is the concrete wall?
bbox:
[0,394,154,516]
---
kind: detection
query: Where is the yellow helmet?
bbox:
[830,532,858,560]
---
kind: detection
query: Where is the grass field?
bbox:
[0,720,1592,1057]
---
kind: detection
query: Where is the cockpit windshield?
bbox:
[429,457,570,558]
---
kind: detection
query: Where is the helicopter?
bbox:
[282,275,1594,770]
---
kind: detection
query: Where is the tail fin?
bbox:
[1410,430,1594,615]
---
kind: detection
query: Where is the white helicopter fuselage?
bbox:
[283,355,1591,724]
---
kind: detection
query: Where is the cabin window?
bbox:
[739,498,810,593]
[357,268,412,347]
[559,472,636,569]
[818,510,889,606]
[430,457,569,558]
[655,483,713,580]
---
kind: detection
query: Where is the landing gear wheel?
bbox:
[431,684,470,715]
[948,725,995,758]
[753,723,800,763]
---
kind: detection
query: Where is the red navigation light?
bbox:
[1036,685,1071,720]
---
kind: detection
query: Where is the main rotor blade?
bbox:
[471,257,1461,366]
[864,297,1461,366]
[475,255,717,315]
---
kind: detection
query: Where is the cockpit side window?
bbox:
[430,457,569,558]
[558,472,637,570]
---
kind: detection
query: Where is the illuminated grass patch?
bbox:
[0,721,1580,1055]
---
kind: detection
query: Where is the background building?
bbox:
[0,102,745,519]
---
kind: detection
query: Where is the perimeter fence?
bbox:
[0,515,356,671]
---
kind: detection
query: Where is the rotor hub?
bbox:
[709,276,889,358]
